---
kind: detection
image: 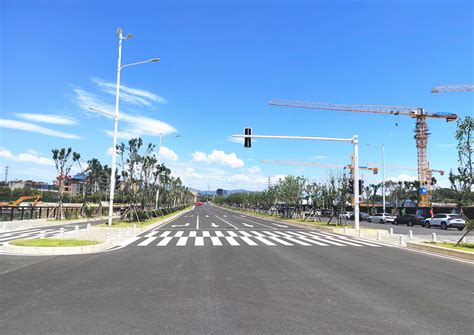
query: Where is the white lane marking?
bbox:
[264,232,294,246]
[174,231,184,237]
[309,230,383,247]
[189,231,197,237]
[203,231,211,237]
[250,231,277,245]
[205,215,209,218]
[223,215,228,217]
[118,236,141,247]
[195,236,204,246]
[171,223,189,227]
[137,237,157,246]
[215,231,224,237]
[264,231,310,246]
[159,231,172,237]
[298,231,347,246]
[242,223,253,228]
[211,223,219,228]
[215,215,239,229]
[240,231,253,237]
[273,223,288,228]
[225,236,240,246]
[176,237,188,246]
[210,237,223,246]
[234,216,275,230]
[157,237,174,246]
[196,215,200,230]
[145,231,158,238]
[227,231,238,237]
[281,231,329,246]
[304,231,365,247]
[240,236,258,246]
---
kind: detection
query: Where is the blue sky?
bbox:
[1,0,472,191]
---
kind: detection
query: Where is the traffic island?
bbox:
[2,238,111,256]
[407,242,474,260]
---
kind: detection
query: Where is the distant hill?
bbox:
[188,188,251,196]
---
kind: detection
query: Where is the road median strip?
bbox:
[406,242,474,260]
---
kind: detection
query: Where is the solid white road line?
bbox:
[196,215,200,230]
[195,236,204,246]
[241,223,253,228]
[137,237,157,247]
[189,231,197,237]
[210,236,223,246]
[176,237,189,246]
[272,223,288,228]
[157,237,174,246]
[215,215,240,229]
[171,223,190,228]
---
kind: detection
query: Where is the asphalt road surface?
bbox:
[0,205,472,334]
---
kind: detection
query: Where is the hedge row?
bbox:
[127,205,190,222]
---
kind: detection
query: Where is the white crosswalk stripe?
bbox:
[134,230,384,248]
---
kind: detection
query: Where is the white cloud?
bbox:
[191,149,244,168]
[106,147,114,156]
[74,87,176,139]
[0,149,54,166]
[92,78,166,106]
[227,136,244,144]
[309,155,328,160]
[386,174,417,182]
[0,119,81,139]
[248,166,261,174]
[16,113,77,125]
[27,149,39,155]
[159,146,178,162]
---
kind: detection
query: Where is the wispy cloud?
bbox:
[0,149,54,166]
[16,113,77,125]
[309,155,328,160]
[0,119,81,139]
[74,87,176,139]
[92,78,166,106]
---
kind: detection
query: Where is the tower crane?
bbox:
[269,99,458,207]
[366,163,445,176]
[431,84,474,93]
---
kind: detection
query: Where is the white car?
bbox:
[339,211,352,220]
[368,213,396,224]
[424,213,465,231]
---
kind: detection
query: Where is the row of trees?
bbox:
[51,137,194,220]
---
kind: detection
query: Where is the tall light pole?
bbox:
[107,28,160,226]
[366,143,386,213]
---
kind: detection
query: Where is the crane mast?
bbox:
[431,84,474,93]
[269,99,458,207]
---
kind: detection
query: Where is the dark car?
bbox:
[321,209,332,217]
[393,214,425,226]
[350,212,370,221]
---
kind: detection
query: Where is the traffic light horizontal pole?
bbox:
[233,134,355,143]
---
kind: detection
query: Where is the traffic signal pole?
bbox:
[233,131,361,230]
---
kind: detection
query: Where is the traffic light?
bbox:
[244,127,252,148]
[348,180,354,193]
[359,180,364,191]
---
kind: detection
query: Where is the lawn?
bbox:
[427,242,474,253]
[10,238,100,247]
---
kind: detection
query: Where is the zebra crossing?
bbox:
[0,227,67,244]
[134,230,383,248]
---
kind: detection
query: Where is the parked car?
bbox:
[350,212,370,221]
[195,202,203,207]
[339,211,352,220]
[321,209,332,217]
[303,209,322,218]
[367,213,396,224]
[424,213,465,230]
[393,214,425,226]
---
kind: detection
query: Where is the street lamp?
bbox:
[107,28,160,226]
[366,143,386,213]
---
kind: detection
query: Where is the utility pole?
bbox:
[4,166,9,184]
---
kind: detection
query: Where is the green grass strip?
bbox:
[426,242,474,253]
[96,206,192,228]
[10,238,100,247]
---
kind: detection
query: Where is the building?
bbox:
[216,188,227,196]
[59,173,85,197]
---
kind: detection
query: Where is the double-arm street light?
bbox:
[107,28,160,226]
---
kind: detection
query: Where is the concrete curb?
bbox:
[2,240,112,256]
[406,242,474,260]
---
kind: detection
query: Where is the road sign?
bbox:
[419,188,428,194]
